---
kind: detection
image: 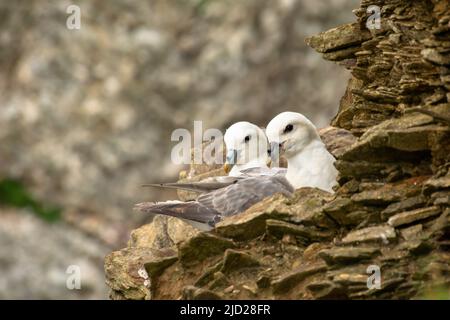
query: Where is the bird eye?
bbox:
[244,135,251,143]
[283,124,294,134]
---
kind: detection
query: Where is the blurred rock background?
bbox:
[0,0,358,299]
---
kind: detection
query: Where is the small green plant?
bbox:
[0,178,61,222]
[419,286,450,300]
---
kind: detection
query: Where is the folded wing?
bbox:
[135,173,294,228]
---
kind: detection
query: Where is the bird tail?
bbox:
[134,201,220,227]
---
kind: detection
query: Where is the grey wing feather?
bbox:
[136,173,294,228]
[141,175,241,193]
[239,167,287,177]
[141,167,286,194]
[135,201,220,225]
[197,175,294,217]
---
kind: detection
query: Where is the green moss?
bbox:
[418,286,450,300]
[0,178,61,222]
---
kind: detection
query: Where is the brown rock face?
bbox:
[105,0,450,299]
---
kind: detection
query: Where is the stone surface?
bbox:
[318,247,380,266]
[388,206,442,227]
[400,225,423,241]
[220,249,260,274]
[341,225,396,244]
[350,178,424,205]
[381,196,427,221]
[178,233,236,267]
[271,262,327,294]
[318,126,357,158]
[182,286,222,300]
[104,247,177,300]
[128,216,200,250]
[215,188,333,240]
[266,219,333,243]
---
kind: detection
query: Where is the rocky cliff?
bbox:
[104,0,450,300]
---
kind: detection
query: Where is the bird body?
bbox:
[265,111,338,193]
[284,139,337,192]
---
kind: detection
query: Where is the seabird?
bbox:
[142,121,272,194]
[265,111,338,193]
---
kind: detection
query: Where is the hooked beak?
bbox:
[223,149,238,174]
[270,141,285,167]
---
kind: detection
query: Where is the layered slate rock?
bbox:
[104,0,450,300]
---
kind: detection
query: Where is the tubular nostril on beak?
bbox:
[226,149,238,164]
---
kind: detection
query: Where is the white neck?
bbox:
[229,156,269,177]
[285,139,337,192]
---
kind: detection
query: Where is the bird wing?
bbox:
[141,167,286,194]
[135,200,221,226]
[141,176,240,193]
[136,174,294,227]
[197,174,294,217]
[238,166,287,176]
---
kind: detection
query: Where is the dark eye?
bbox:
[244,135,251,143]
[283,124,294,134]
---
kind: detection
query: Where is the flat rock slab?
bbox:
[271,262,327,294]
[350,177,425,205]
[398,239,433,256]
[319,247,380,265]
[332,273,368,286]
[318,126,357,158]
[400,224,423,240]
[178,232,236,267]
[340,107,450,161]
[305,23,371,53]
[388,206,441,227]
[104,247,177,300]
[216,188,333,241]
[424,174,450,192]
[182,285,222,300]
[381,196,426,220]
[215,193,291,241]
[306,281,346,299]
[265,219,333,243]
[220,249,260,274]
[341,225,396,244]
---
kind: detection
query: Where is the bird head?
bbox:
[223,121,269,174]
[265,111,319,164]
